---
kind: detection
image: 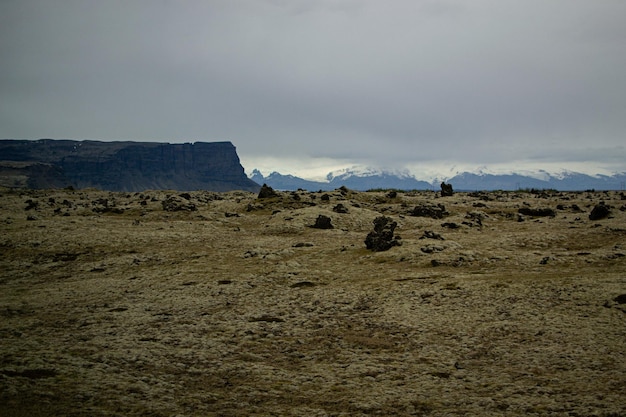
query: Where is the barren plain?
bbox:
[1,186,625,416]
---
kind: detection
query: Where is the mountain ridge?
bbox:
[0,139,260,192]
[250,166,626,191]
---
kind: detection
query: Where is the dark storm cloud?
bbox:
[1,0,625,174]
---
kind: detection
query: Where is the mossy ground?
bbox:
[1,187,625,416]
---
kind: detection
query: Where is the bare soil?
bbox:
[1,187,625,416]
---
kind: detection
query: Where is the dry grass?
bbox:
[1,187,625,416]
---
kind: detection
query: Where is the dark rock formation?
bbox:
[257,184,279,199]
[518,207,556,217]
[162,195,197,212]
[365,216,401,251]
[589,203,610,220]
[440,182,454,196]
[410,203,448,219]
[420,230,444,240]
[421,244,445,254]
[311,215,333,229]
[0,139,260,192]
[333,203,349,213]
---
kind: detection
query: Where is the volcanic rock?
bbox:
[589,203,610,220]
[518,207,556,217]
[410,203,448,219]
[333,203,349,213]
[440,182,454,197]
[257,184,279,199]
[162,196,197,212]
[365,216,401,251]
[311,215,334,229]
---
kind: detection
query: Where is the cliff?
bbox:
[0,139,261,192]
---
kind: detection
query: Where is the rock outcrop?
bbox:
[589,203,611,220]
[365,216,401,251]
[0,139,260,192]
[440,182,454,196]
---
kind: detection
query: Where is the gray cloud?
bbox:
[1,0,625,175]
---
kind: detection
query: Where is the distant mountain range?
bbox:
[250,167,626,192]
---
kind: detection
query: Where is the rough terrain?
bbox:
[1,186,625,416]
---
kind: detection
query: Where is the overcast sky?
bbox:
[1,0,625,178]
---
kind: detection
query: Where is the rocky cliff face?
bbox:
[0,139,260,192]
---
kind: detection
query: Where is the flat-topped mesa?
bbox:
[0,139,261,192]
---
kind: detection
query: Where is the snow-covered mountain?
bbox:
[250,167,626,192]
[250,167,433,191]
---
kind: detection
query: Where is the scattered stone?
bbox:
[421,244,445,254]
[92,200,125,214]
[293,242,314,247]
[420,230,444,240]
[162,196,197,212]
[440,182,454,197]
[311,215,333,229]
[441,222,461,229]
[26,214,38,221]
[518,207,556,217]
[589,203,610,220]
[462,211,485,227]
[386,191,398,199]
[469,191,493,201]
[24,199,38,211]
[540,256,551,265]
[320,194,331,201]
[410,203,448,219]
[365,216,401,252]
[246,203,263,212]
[614,294,626,304]
[257,184,279,199]
[333,203,349,213]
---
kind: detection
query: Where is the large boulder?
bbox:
[310,215,334,229]
[589,203,610,220]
